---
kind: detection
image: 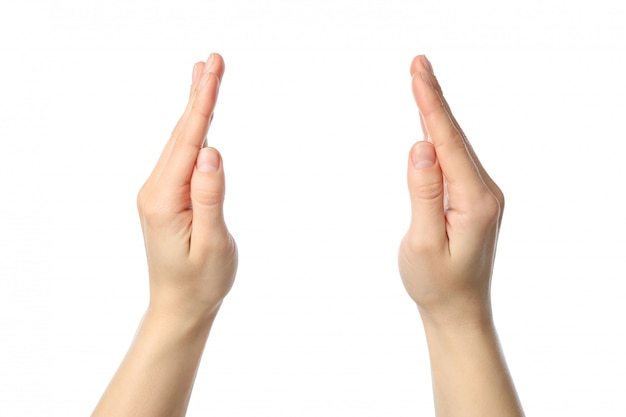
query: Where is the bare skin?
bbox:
[399,55,524,417]
[91,53,524,417]
[91,53,237,417]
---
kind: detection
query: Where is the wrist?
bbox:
[417,300,494,333]
[420,312,495,338]
[145,301,221,339]
[419,311,500,361]
[148,288,225,324]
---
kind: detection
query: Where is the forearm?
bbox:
[421,315,524,417]
[91,306,218,417]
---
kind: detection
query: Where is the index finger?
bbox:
[410,56,504,207]
[410,56,489,206]
[142,55,225,196]
[160,54,224,197]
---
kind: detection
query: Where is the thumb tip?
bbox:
[197,147,221,173]
[410,141,436,170]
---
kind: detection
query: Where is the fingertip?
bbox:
[204,53,225,82]
[211,52,225,68]
[192,62,204,84]
[410,55,421,76]
[411,70,439,119]
[410,55,433,77]
[196,147,222,173]
[405,141,446,244]
[411,71,430,111]
[410,141,437,170]
[423,55,434,74]
[189,146,227,251]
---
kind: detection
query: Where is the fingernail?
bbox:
[204,53,215,73]
[197,147,220,173]
[411,141,436,169]
[198,54,216,89]
[423,55,434,75]
[192,62,200,84]
[420,71,435,90]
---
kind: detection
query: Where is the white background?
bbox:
[1,0,625,415]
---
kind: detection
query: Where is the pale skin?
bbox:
[91,53,524,417]
[399,55,524,417]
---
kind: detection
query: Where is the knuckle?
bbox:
[496,186,505,213]
[194,193,223,209]
[471,191,502,226]
[136,185,148,214]
[192,186,223,208]
[413,179,443,201]
[140,197,171,227]
[488,180,505,215]
[435,124,466,152]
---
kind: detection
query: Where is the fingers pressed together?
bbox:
[406,55,504,251]
[137,53,231,258]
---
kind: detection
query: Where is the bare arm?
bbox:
[91,308,217,417]
[92,53,237,417]
[420,317,522,417]
[399,55,524,417]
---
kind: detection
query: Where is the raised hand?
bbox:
[398,55,504,327]
[137,53,237,321]
[398,55,523,417]
[92,54,237,417]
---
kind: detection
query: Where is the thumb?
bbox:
[189,147,228,251]
[406,141,447,249]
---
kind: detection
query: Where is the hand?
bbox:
[398,55,505,327]
[136,53,237,322]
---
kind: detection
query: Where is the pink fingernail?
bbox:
[192,62,200,84]
[411,141,436,169]
[423,55,434,75]
[197,147,220,173]
[420,71,435,90]
[205,53,214,73]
